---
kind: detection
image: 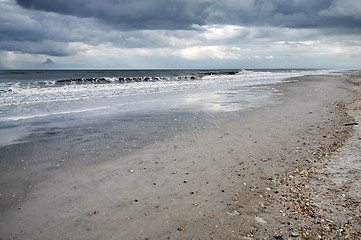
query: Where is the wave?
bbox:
[54,73,240,85]
[55,76,186,85]
[52,71,240,85]
[0,89,12,93]
[0,69,343,106]
[2,106,111,121]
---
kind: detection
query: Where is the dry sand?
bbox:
[0,72,360,239]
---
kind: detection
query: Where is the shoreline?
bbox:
[1,72,360,239]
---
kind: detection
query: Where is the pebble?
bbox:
[255,217,267,224]
[88,211,98,216]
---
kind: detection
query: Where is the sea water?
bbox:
[0,69,341,146]
[0,69,338,112]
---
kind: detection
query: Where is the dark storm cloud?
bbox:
[15,0,361,30]
[1,0,361,63]
[15,0,209,30]
[0,0,104,56]
[0,40,76,56]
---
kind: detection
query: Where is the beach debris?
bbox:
[178,227,185,231]
[88,211,99,216]
[344,122,358,126]
[255,217,267,224]
[172,171,177,174]
[273,235,283,239]
[129,170,134,173]
[145,212,149,216]
[242,237,252,240]
[227,211,240,216]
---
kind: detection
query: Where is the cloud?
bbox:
[320,0,361,18]
[0,0,360,69]
[43,58,55,65]
[14,0,361,30]
[15,0,209,30]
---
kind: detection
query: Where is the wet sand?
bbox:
[0,72,360,239]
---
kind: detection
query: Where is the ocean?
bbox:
[0,68,344,202]
[0,69,341,145]
[0,69,338,107]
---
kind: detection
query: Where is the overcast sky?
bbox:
[0,0,360,69]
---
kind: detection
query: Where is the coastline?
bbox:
[1,71,360,239]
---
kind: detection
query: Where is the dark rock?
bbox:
[344,123,358,126]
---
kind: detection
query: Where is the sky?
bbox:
[0,0,361,69]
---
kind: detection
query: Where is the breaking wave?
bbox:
[0,69,341,106]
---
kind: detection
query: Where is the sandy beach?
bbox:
[1,72,360,239]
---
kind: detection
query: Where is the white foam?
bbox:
[3,106,110,121]
[0,69,343,107]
